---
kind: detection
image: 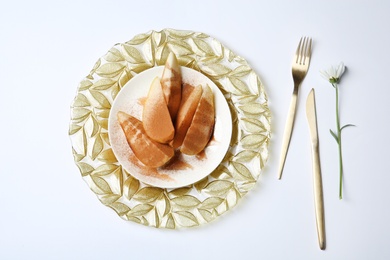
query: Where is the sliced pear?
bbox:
[161,52,182,121]
[180,83,196,104]
[117,111,174,168]
[172,84,203,149]
[181,85,215,155]
[142,77,175,143]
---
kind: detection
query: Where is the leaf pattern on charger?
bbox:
[69,28,271,229]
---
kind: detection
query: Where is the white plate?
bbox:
[108,66,232,189]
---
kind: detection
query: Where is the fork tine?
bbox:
[301,37,308,65]
[306,37,312,64]
[300,37,306,65]
[304,37,312,65]
[296,37,312,65]
[295,37,303,64]
[302,37,309,65]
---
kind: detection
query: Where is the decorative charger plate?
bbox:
[69,28,271,229]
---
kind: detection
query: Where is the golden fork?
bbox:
[278,37,312,179]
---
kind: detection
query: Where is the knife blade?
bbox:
[306,88,326,250]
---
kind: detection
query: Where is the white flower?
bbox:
[320,62,345,84]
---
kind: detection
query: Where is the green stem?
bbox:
[334,83,344,199]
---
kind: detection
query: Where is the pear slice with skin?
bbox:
[161,52,182,121]
[181,85,215,155]
[143,77,175,144]
[172,84,203,149]
[117,111,174,168]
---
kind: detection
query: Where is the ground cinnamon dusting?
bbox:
[163,152,193,171]
[128,153,173,181]
[196,149,207,160]
[138,97,146,106]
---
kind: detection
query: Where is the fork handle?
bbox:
[278,86,299,179]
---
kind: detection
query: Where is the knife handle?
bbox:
[311,143,326,250]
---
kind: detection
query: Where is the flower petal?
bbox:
[336,62,345,78]
[330,66,337,78]
[320,70,330,81]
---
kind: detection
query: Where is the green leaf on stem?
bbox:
[341,124,356,131]
[329,129,339,143]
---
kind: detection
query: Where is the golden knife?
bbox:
[306,88,326,250]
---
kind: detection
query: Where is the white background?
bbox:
[1,0,389,259]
